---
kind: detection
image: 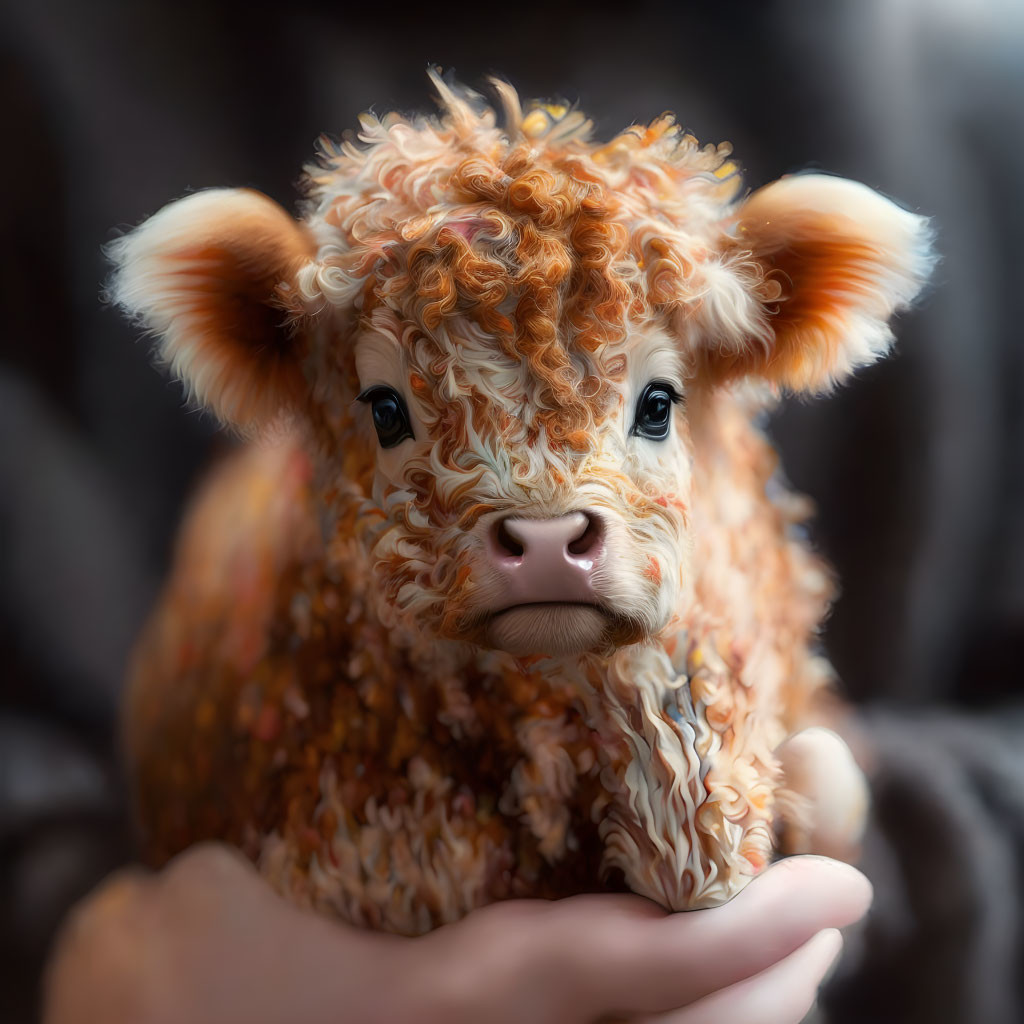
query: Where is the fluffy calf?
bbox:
[110,75,933,932]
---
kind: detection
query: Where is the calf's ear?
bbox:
[108,188,316,430]
[692,174,935,392]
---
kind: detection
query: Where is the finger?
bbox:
[552,856,870,1017]
[777,728,869,858]
[640,928,843,1024]
[158,842,286,922]
[42,868,160,1024]
[162,841,260,888]
[58,866,154,942]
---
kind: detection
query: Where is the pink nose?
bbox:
[488,512,604,606]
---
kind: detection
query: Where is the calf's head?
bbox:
[110,77,933,658]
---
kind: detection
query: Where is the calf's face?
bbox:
[109,84,934,659]
[350,311,692,656]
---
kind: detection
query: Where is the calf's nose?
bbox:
[488,512,604,605]
[493,511,604,567]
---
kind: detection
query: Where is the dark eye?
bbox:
[357,386,414,448]
[631,382,681,441]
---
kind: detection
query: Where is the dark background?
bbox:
[2,1,1022,1021]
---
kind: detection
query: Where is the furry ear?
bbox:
[690,174,935,392]
[108,188,316,429]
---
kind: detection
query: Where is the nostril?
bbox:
[494,518,525,558]
[567,513,604,557]
[492,512,603,566]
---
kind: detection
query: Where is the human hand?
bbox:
[777,726,870,862]
[43,843,870,1024]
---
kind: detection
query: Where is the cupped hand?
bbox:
[43,843,870,1024]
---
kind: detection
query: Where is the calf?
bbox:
[110,73,933,933]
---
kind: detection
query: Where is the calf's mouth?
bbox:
[484,601,613,656]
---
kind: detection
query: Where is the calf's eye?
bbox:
[357,386,414,448]
[631,381,681,441]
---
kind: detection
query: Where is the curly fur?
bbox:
[112,73,933,929]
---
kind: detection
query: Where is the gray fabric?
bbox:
[825,709,1024,1024]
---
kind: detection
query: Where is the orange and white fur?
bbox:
[110,75,933,934]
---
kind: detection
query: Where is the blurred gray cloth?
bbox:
[824,709,1024,1024]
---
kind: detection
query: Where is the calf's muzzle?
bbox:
[487,511,604,608]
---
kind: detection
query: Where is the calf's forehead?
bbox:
[353,312,683,441]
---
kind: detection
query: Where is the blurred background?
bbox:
[1,0,1022,1020]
